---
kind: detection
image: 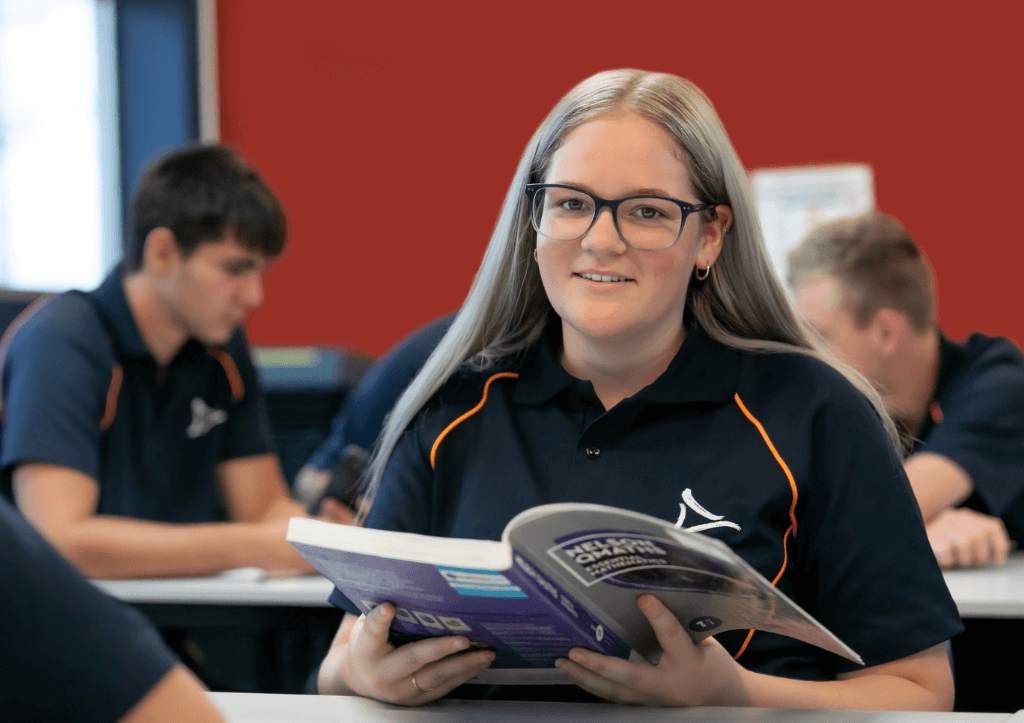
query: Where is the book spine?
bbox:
[508,551,629,658]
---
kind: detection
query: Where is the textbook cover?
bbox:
[287,503,861,685]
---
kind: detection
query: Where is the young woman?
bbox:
[316,69,961,710]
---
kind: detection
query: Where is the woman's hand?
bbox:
[319,604,496,705]
[555,594,750,707]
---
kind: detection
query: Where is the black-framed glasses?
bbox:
[524,183,715,251]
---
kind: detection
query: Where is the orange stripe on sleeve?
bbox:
[100,364,123,431]
[209,348,245,402]
[731,392,800,661]
[429,372,519,469]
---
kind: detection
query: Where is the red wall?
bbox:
[218,0,1024,356]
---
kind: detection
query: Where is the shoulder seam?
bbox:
[0,292,123,430]
[0,294,57,421]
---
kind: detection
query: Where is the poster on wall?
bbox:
[749,164,875,289]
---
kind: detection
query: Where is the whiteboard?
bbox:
[749,164,875,288]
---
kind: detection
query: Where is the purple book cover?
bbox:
[289,537,630,672]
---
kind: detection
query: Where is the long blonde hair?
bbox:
[358,69,900,518]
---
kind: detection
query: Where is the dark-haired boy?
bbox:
[0,144,316,578]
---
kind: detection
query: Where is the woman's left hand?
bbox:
[555,594,751,707]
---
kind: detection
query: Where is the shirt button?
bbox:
[585,446,600,459]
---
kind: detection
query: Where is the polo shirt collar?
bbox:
[512,322,577,405]
[934,332,963,398]
[514,317,740,406]
[89,266,154,360]
[907,331,958,450]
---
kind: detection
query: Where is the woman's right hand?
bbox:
[318,605,496,705]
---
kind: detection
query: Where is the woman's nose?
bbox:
[580,208,627,255]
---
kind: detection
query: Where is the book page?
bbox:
[505,504,861,665]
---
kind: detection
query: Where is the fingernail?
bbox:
[453,638,469,651]
[568,649,585,663]
[554,659,564,669]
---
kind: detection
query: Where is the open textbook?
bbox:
[287,503,861,685]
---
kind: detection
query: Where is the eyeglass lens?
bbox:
[530,186,685,251]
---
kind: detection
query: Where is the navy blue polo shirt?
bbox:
[0,268,276,522]
[914,332,1024,542]
[359,320,962,685]
[307,313,455,470]
[0,496,177,720]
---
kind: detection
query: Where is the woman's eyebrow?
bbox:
[629,187,679,198]
[547,181,682,198]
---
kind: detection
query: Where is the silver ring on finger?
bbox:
[411,674,432,693]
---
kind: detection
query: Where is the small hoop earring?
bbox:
[533,248,538,262]
[695,263,711,281]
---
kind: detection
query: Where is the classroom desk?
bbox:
[94,553,1022,613]
[943,554,1024,618]
[208,693,1020,723]
[94,572,335,608]
[942,554,1024,713]
[95,561,1024,706]
[94,574,340,694]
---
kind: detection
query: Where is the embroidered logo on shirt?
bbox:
[186,397,227,439]
[673,488,741,532]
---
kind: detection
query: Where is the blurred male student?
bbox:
[788,212,1024,569]
[0,144,322,579]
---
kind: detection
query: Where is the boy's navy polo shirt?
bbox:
[914,332,1024,541]
[357,321,962,684]
[0,269,276,523]
[0,496,177,720]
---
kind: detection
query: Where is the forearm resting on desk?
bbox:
[741,644,954,711]
[13,463,311,579]
[904,452,1012,568]
[905,452,974,523]
[38,514,310,579]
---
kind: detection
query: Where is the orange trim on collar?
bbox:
[429,372,519,469]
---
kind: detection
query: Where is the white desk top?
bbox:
[93,572,335,606]
[92,553,1024,618]
[208,693,1018,722]
[943,554,1024,618]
